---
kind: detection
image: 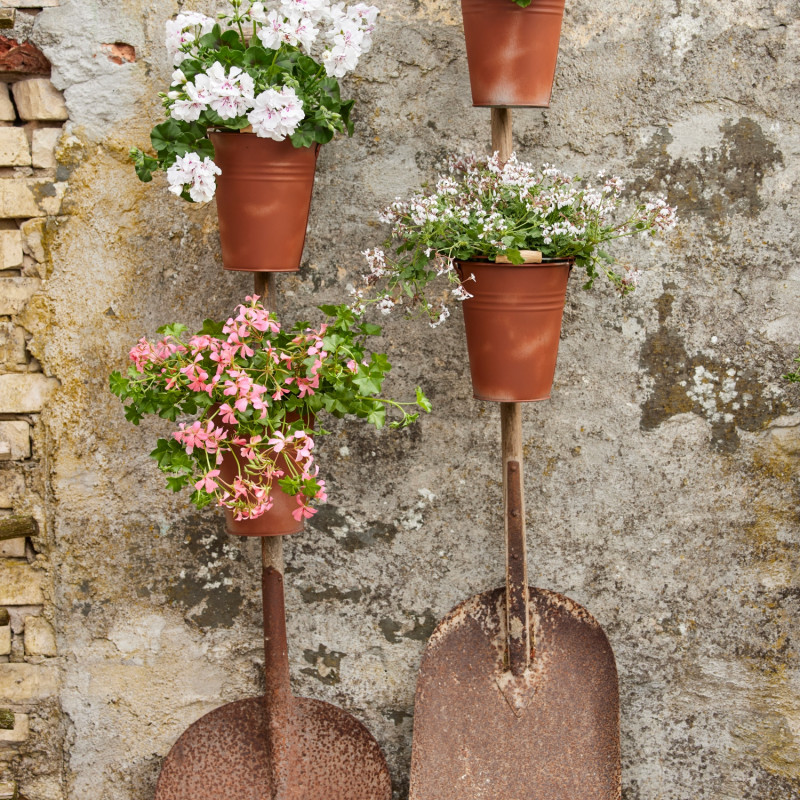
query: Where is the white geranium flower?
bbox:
[170,80,212,122]
[257,10,286,49]
[321,42,359,77]
[281,0,329,22]
[165,12,216,66]
[247,86,305,140]
[323,2,347,27]
[203,62,255,120]
[288,11,319,51]
[349,2,379,27]
[248,1,268,22]
[166,152,221,203]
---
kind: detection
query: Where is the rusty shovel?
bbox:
[154,537,392,800]
[407,408,621,798]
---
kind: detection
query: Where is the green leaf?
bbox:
[151,119,186,155]
[505,248,524,265]
[157,322,188,339]
[123,406,143,425]
[290,127,316,149]
[109,371,129,398]
[130,148,159,182]
[220,29,245,50]
[415,387,432,413]
[166,475,189,492]
[199,318,226,336]
[366,406,386,429]
[353,373,382,395]
[243,45,273,68]
[597,249,613,264]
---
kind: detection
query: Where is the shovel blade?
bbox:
[155,696,392,800]
[409,587,620,800]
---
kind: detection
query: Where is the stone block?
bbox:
[0,230,22,268]
[31,126,60,168]
[0,422,29,459]
[0,663,58,701]
[0,179,63,218]
[0,560,44,604]
[0,84,13,121]
[23,615,54,656]
[0,277,38,315]
[0,710,27,742]
[0,323,26,368]
[0,626,8,656]
[0,373,57,414]
[19,218,44,262]
[0,128,28,166]
[0,781,17,800]
[11,79,67,122]
[0,538,24,557]
[0,470,23,507]
[0,10,14,30]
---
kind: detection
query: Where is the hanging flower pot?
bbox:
[460,0,566,107]
[359,153,677,392]
[457,259,571,402]
[210,133,320,272]
[129,2,382,270]
[110,298,431,542]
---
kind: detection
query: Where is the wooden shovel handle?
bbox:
[491,108,512,163]
[502,404,531,676]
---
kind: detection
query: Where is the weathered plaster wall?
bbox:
[2,0,798,797]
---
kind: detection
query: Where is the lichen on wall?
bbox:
[1,0,798,798]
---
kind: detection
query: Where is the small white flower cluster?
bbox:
[645,197,678,231]
[362,247,388,283]
[169,62,305,143]
[253,0,378,77]
[170,63,255,123]
[428,304,450,328]
[321,2,378,78]
[248,86,305,140]
[165,12,216,66]
[166,1,378,81]
[166,152,221,203]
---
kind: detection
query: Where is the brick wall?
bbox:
[0,4,66,799]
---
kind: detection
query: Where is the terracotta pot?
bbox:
[209,132,319,272]
[457,259,571,402]
[219,449,305,537]
[216,411,314,537]
[460,0,566,108]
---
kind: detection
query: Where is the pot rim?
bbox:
[209,129,320,152]
[456,256,575,266]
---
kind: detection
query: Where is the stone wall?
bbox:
[0,0,798,798]
[0,4,69,797]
